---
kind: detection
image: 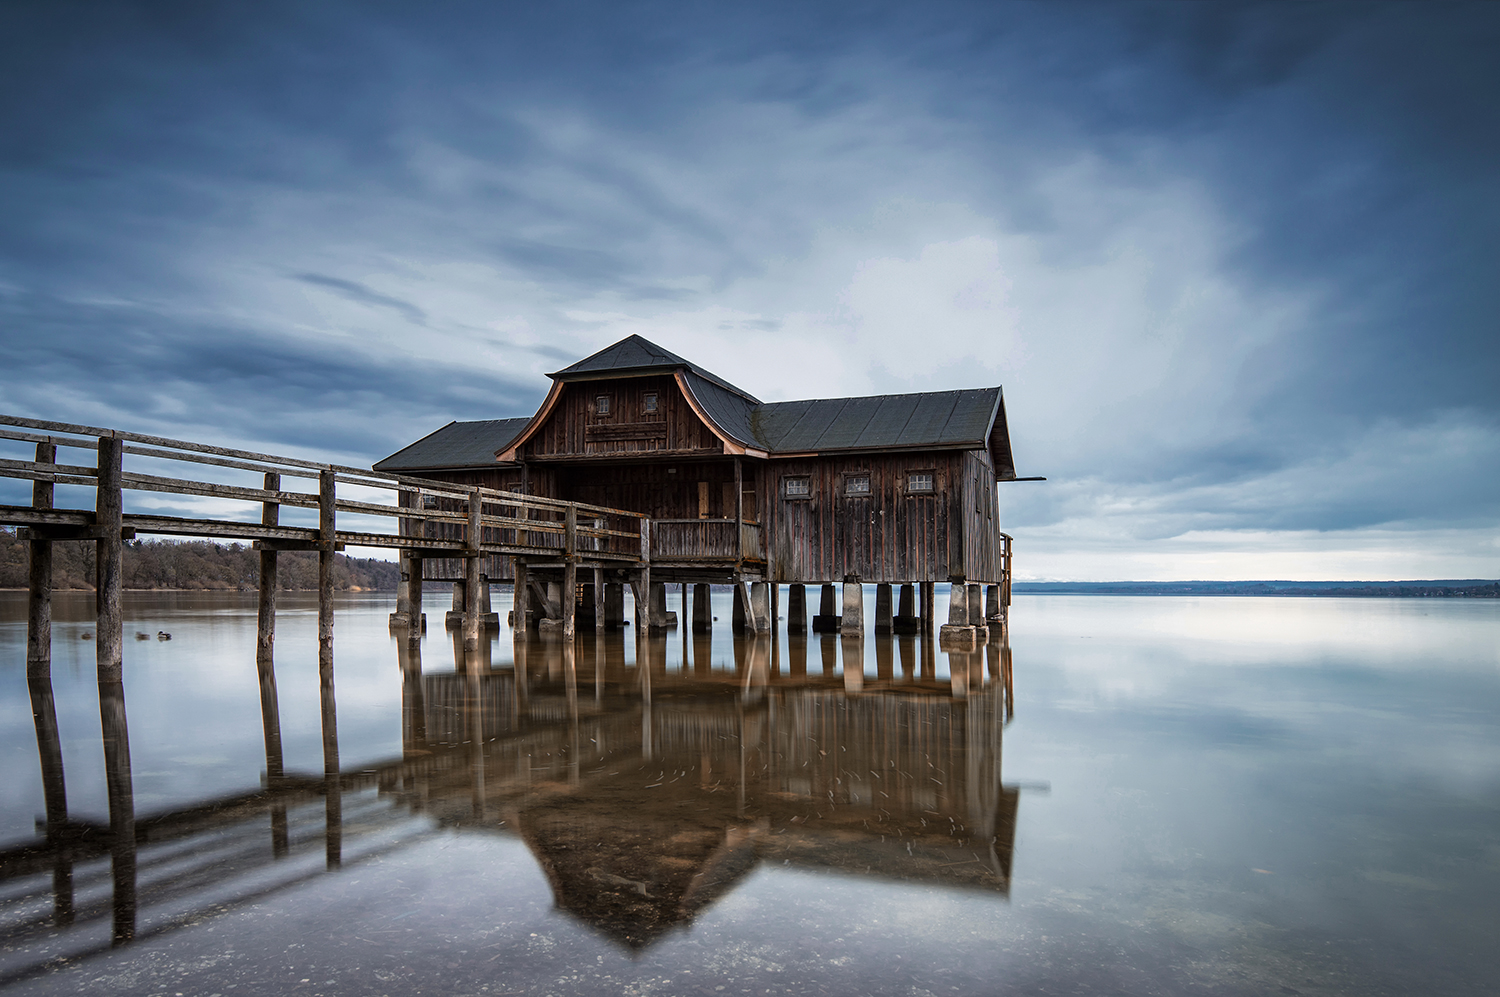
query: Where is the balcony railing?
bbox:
[649,518,763,563]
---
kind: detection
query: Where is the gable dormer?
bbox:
[497,335,768,461]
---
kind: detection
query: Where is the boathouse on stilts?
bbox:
[374,335,1030,645]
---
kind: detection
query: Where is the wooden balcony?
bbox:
[649,518,763,563]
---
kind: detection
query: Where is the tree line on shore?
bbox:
[0,528,399,591]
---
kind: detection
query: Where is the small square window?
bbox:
[783,476,810,498]
[908,471,934,493]
[845,474,871,496]
[643,392,658,413]
[596,395,611,415]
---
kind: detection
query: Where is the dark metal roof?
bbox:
[550,334,760,403]
[680,370,760,449]
[748,387,1002,455]
[373,418,530,471]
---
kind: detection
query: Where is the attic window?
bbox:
[783,476,810,499]
[596,395,611,416]
[643,392,658,413]
[845,474,871,496]
[908,471,934,493]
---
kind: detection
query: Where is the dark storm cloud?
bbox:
[0,0,1495,564]
[296,274,428,325]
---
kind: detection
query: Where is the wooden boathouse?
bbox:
[376,334,1034,640]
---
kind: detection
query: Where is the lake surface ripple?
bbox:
[1,591,1496,995]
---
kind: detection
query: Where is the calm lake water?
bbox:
[1,589,1497,995]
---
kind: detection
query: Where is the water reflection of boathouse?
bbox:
[2,630,1016,979]
[395,636,1018,948]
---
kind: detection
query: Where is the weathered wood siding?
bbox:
[557,461,753,521]
[765,452,978,583]
[958,449,1004,583]
[519,376,723,459]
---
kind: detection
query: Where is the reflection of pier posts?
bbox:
[898,635,916,681]
[788,633,807,677]
[841,635,864,692]
[27,441,70,920]
[875,634,893,681]
[820,634,837,676]
[28,662,74,925]
[99,677,136,945]
[399,638,428,756]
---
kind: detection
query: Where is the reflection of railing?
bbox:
[648,518,763,562]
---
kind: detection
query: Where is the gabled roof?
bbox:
[373,418,530,472]
[377,336,1022,479]
[751,387,1004,453]
[550,334,760,403]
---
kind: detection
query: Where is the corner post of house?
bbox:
[27,441,56,682]
[95,435,124,685]
[562,505,578,641]
[734,456,744,565]
[464,488,484,651]
[257,471,282,779]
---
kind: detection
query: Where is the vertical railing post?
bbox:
[27,442,54,683]
[257,472,282,783]
[95,435,124,684]
[318,467,340,867]
[734,456,744,566]
[465,488,483,651]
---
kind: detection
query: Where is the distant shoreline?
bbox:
[1012,580,1500,598]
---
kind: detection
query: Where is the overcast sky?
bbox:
[2,1,1496,580]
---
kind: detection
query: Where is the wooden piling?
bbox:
[874,583,893,634]
[26,442,53,682]
[595,567,606,634]
[605,581,624,629]
[95,435,124,685]
[563,505,577,640]
[318,468,340,868]
[408,556,424,641]
[257,472,282,781]
[920,581,935,632]
[986,584,1001,624]
[465,488,483,650]
[813,583,838,633]
[513,560,529,635]
[894,583,918,633]
[751,581,771,633]
[693,583,712,632]
[840,577,863,636]
[786,584,806,633]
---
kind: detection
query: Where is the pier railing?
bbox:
[0,413,647,562]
